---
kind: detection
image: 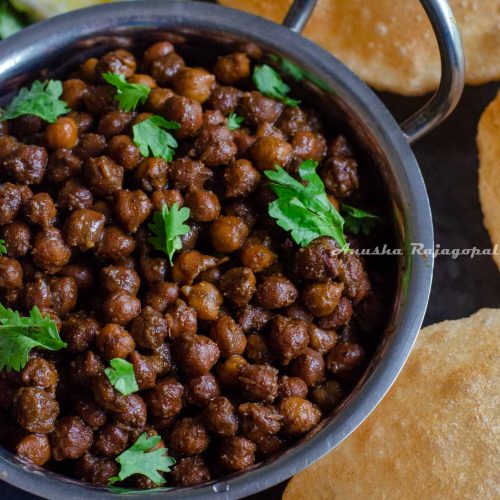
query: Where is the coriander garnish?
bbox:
[252,64,300,107]
[109,432,176,486]
[0,305,66,371]
[1,80,70,123]
[104,358,139,396]
[264,159,347,248]
[148,202,191,265]
[132,115,180,162]
[341,203,380,236]
[227,112,244,130]
[264,160,381,249]
[0,1,25,40]
[103,72,151,112]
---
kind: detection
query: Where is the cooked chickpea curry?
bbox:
[0,40,394,489]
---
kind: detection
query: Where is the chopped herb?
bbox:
[132,115,180,161]
[0,305,66,372]
[269,54,332,93]
[0,0,25,39]
[227,112,244,131]
[0,239,6,255]
[109,432,176,486]
[341,203,380,235]
[264,159,347,249]
[148,202,190,265]
[269,54,304,81]
[280,59,304,82]
[102,72,151,112]
[0,80,70,123]
[104,358,139,396]
[252,64,300,107]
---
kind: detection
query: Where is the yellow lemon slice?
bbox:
[11,0,113,21]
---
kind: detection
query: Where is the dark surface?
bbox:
[383,83,500,325]
[2,84,500,499]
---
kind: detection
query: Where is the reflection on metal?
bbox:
[282,0,318,34]
[400,0,464,143]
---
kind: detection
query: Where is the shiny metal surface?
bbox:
[401,0,465,142]
[275,0,464,145]
[283,0,318,33]
[0,1,442,498]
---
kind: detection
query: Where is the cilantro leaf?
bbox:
[103,72,151,112]
[132,115,180,161]
[0,305,67,371]
[104,358,139,396]
[264,159,348,249]
[1,80,70,123]
[227,112,244,131]
[253,64,300,107]
[268,54,304,81]
[0,239,7,255]
[109,433,176,486]
[341,203,380,236]
[268,54,332,92]
[148,202,190,265]
[0,0,25,39]
[280,59,304,82]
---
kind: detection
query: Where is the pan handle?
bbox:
[282,0,318,34]
[282,0,465,143]
[399,0,464,142]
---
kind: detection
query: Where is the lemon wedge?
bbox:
[10,0,113,21]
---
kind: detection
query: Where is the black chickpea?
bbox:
[185,189,221,222]
[96,49,136,78]
[108,135,142,170]
[143,41,174,67]
[151,189,184,211]
[245,333,273,364]
[45,117,79,150]
[252,136,293,170]
[220,267,256,306]
[146,87,175,113]
[62,79,88,109]
[96,323,136,360]
[214,53,251,84]
[182,281,223,321]
[163,95,203,139]
[215,355,247,388]
[151,53,185,86]
[1,221,31,257]
[25,193,56,227]
[210,216,249,253]
[0,38,387,491]
[173,67,216,104]
[239,238,277,272]
[302,280,344,317]
[134,158,168,192]
[210,315,247,357]
[174,333,221,377]
[279,397,321,435]
[128,74,157,88]
[310,380,344,412]
[224,159,261,198]
[255,274,298,310]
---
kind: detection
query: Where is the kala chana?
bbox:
[0,37,394,490]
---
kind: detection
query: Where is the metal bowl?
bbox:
[0,1,464,498]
